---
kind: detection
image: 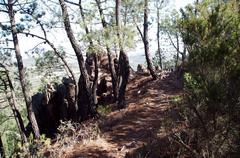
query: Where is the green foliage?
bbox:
[152,51,176,69]
[0,84,28,157]
[35,50,61,71]
[152,49,165,67]
[0,46,27,158]
[162,59,175,70]
[86,44,105,56]
[170,96,182,105]
[97,105,112,116]
[152,55,160,67]
[0,112,22,157]
[184,73,200,90]
[16,134,51,158]
[34,50,63,91]
[160,9,181,34]
[177,0,240,157]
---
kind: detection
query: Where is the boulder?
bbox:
[30,78,77,137]
[97,77,108,96]
[136,64,149,75]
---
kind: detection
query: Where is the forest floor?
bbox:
[63,72,183,158]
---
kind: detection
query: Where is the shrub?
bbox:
[172,0,240,157]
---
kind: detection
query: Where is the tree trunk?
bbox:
[144,0,157,80]
[8,0,40,139]
[79,0,98,106]
[182,46,187,63]
[0,137,5,158]
[116,0,130,108]
[59,0,97,120]
[175,34,180,69]
[0,66,27,143]
[167,32,184,69]
[117,50,130,108]
[95,0,119,101]
[79,0,93,46]
[157,5,162,69]
[92,54,99,105]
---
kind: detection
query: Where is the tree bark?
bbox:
[117,50,130,108]
[0,136,5,158]
[79,0,98,106]
[92,54,99,105]
[182,46,187,63]
[0,65,27,143]
[59,0,97,120]
[95,0,119,101]
[116,0,130,108]
[144,0,157,80]
[157,5,162,69]
[8,0,40,139]
[175,34,180,69]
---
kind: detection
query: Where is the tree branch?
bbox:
[64,0,79,6]
[136,25,144,42]
[18,31,76,84]
[166,31,178,51]
[132,15,144,42]
[172,133,199,157]
[0,9,8,13]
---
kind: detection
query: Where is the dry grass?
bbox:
[46,120,101,158]
[18,120,102,158]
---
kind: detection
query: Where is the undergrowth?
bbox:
[17,120,101,157]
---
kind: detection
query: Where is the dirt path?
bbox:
[67,72,182,158]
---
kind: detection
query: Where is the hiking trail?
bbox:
[66,72,182,158]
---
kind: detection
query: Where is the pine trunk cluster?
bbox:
[59,0,97,121]
[95,0,119,102]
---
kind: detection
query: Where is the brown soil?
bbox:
[65,72,183,158]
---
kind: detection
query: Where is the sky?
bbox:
[127,0,194,68]
[175,0,194,8]
[0,0,194,69]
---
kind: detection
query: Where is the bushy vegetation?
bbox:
[176,0,240,157]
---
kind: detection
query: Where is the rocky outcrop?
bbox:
[30,54,138,137]
[30,78,76,137]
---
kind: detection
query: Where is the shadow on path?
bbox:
[68,72,183,158]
